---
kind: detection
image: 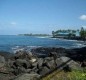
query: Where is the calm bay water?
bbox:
[0,35,85,52]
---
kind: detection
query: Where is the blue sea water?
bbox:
[0,35,85,52]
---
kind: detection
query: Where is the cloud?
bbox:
[11,22,17,25]
[79,15,86,20]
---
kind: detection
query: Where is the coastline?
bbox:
[0,47,86,80]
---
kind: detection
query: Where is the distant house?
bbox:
[53,32,70,38]
[52,30,80,38]
[75,31,80,37]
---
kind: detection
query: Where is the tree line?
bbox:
[52,27,86,41]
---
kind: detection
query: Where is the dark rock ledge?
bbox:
[0,47,86,80]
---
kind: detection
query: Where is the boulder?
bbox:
[15,59,32,69]
[49,52,58,59]
[81,61,86,67]
[58,56,82,70]
[26,69,32,73]
[55,58,63,67]
[44,57,54,61]
[30,58,37,63]
[45,59,56,70]
[59,56,70,63]
[38,66,50,76]
[14,50,27,59]
[0,55,5,68]
[14,73,40,80]
[0,55,5,63]
[67,60,82,70]
[15,50,33,60]
[37,58,44,69]
[11,67,27,75]
[32,61,38,68]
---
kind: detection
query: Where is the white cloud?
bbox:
[11,22,17,25]
[79,15,86,20]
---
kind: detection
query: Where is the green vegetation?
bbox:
[52,27,86,41]
[52,29,79,38]
[41,69,86,80]
[80,27,86,40]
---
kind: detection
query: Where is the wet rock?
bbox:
[14,73,40,80]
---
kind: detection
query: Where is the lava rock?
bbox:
[15,59,32,69]
[44,59,56,70]
[14,73,40,80]
[59,56,82,70]
[38,66,50,76]
[0,55,5,68]
[37,58,44,69]
[0,55,5,63]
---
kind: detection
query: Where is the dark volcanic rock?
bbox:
[58,56,82,70]
[66,47,86,62]
[0,51,13,60]
[49,52,59,59]
[14,50,33,60]
[81,60,86,67]
[0,47,86,80]
[15,59,32,69]
[55,58,62,66]
[31,47,66,58]
[37,58,44,69]
[0,55,5,68]
[0,55,5,63]
[38,66,50,75]
[44,59,56,70]
[14,73,40,80]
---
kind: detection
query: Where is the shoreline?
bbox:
[0,47,86,80]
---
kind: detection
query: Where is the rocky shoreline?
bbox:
[0,47,86,80]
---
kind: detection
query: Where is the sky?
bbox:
[0,0,86,35]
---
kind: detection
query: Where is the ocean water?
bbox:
[0,35,85,52]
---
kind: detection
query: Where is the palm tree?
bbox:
[80,27,85,40]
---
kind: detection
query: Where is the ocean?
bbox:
[0,35,85,52]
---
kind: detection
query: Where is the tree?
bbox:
[68,33,75,38]
[52,31,55,37]
[80,27,86,40]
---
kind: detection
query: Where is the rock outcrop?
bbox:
[0,47,86,80]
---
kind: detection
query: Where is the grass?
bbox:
[41,68,86,80]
